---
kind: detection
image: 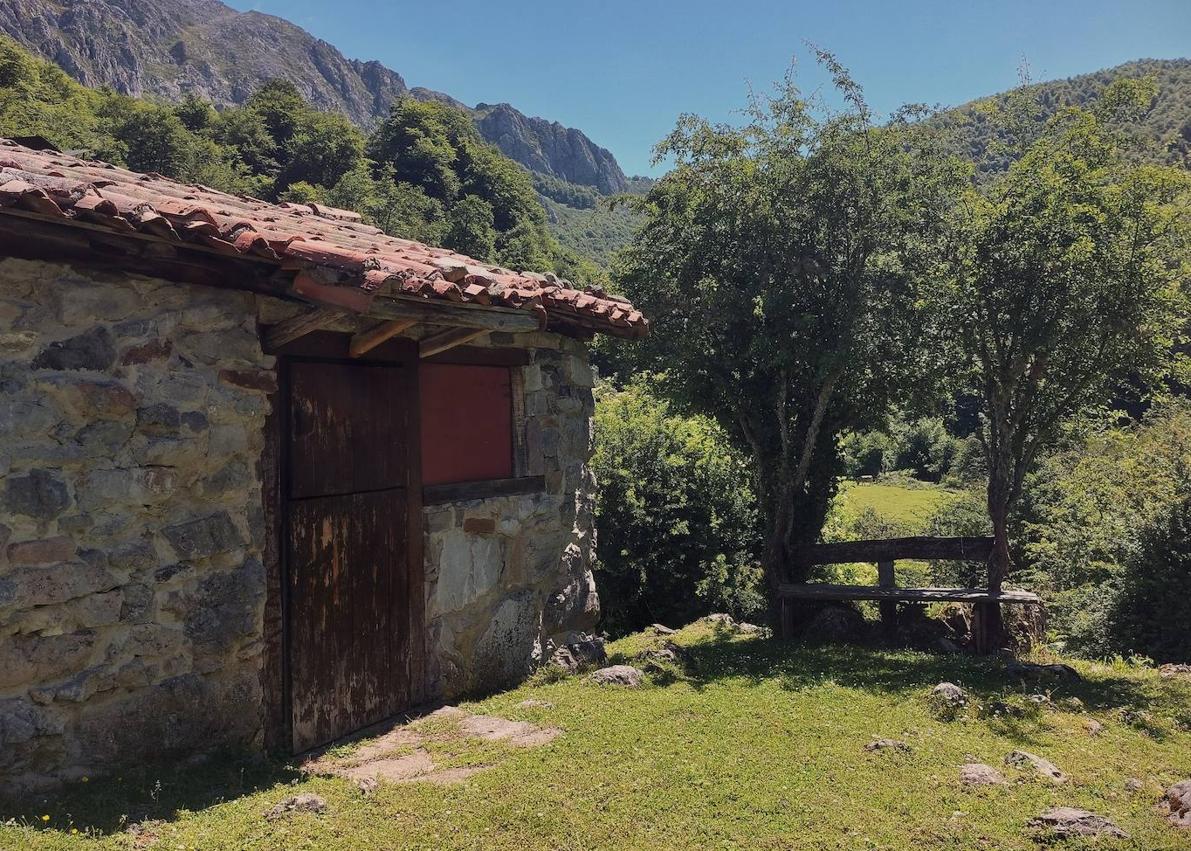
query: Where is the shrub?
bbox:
[1018,400,1191,655]
[841,431,893,477]
[923,488,991,586]
[592,377,762,636]
[1109,495,1191,663]
[893,418,961,482]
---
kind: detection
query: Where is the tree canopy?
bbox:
[928,79,1190,649]
[0,34,603,282]
[616,55,965,628]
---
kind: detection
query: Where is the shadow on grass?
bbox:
[669,628,1165,717]
[0,748,301,837]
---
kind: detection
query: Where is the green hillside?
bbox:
[934,58,1191,174]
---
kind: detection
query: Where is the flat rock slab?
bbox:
[1007,661,1081,682]
[1005,750,1067,784]
[960,763,1006,786]
[590,665,645,687]
[1164,780,1191,829]
[265,793,326,820]
[304,705,559,787]
[932,682,968,705]
[1028,807,1128,839]
[865,738,911,753]
[339,750,436,783]
[457,713,561,747]
[1159,663,1191,679]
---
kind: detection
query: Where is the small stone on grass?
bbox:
[960,763,1006,786]
[265,793,326,820]
[1159,663,1191,679]
[1163,780,1191,829]
[1005,750,1067,784]
[590,665,644,687]
[518,698,554,709]
[865,738,911,753]
[1028,807,1128,839]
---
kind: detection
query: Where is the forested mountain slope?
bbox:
[0,0,629,193]
[935,58,1191,173]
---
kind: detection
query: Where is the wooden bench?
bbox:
[778,536,1040,632]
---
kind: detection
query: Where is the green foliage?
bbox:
[923,487,992,586]
[246,79,308,146]
[840,431,893,478]
[275,110,364,192]
[0,36,110,152]
[0,36,572,272]
[933,59,1191,175]
[840,415,964,482]
[444,194,497,260]
[1110,495,1191,663]
[532,171,600,209]
[930,79,1191,595]
[325,163,447,245]
[592,377,762,635]
[542,196,642,268]
[366,97,561,268]
[1018,401,1191,656]
[617,54,965,601]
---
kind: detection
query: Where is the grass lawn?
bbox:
[4,623,1190,850]
[839,481,957,528]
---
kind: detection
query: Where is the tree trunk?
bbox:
[978,473,1013,654]
[762,489,795,638]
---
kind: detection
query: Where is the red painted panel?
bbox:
[420,364,513,486]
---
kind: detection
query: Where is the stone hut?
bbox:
[0,139,647,789]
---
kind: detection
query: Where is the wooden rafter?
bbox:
[371,295,539,332]
[419,327,487,358]
[262,307,342,351]
[349,319,418,358]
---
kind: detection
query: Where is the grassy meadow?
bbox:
[836,480,956,528]
[4,622,1189,850]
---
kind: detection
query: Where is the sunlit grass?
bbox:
[4,623,1189,850]
[840,481,957,527]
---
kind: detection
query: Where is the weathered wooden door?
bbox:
[284,355,420,752]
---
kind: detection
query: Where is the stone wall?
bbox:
[423,335,600,699]
[0,259,274,790]
[0,258,605,787]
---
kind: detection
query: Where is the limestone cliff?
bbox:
[0,0,629,193]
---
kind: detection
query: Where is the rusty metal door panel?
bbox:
[288,361,407,500]
[287,490,408,752]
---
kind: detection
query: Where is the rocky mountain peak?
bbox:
[0,0,629,195]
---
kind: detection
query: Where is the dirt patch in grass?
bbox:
[303,705,561,787]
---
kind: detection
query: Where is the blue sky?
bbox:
[229,0,1190,177]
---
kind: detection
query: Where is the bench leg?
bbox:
[972,601,1005,654]
[879,601,898,634]
[877,560,898,634]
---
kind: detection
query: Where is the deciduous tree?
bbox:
[617,54,962,631]
[933,80,1190,648]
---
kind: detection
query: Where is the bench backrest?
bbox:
[801,536,994,565]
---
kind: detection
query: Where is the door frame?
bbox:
[265,331,425,754]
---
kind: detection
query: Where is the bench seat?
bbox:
[777,584,1041,604]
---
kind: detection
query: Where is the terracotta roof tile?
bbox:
[0,139,647,339]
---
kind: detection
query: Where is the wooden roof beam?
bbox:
[419,327,488,358]
[370,294,540,332]
[350,318,418,358]
[262,306,343,351]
